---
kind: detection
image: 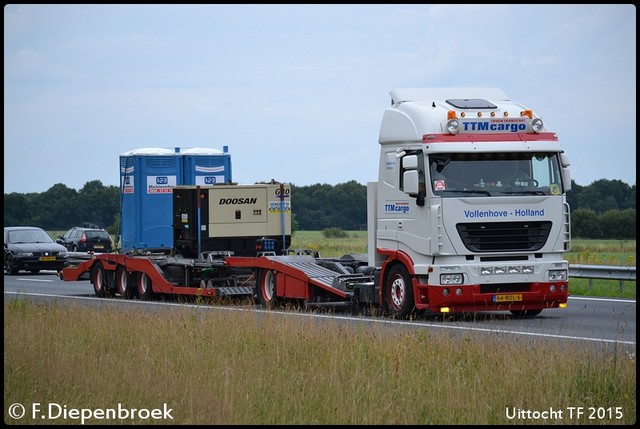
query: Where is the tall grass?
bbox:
[4,300,636,425]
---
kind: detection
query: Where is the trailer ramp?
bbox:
[226,255,373,299]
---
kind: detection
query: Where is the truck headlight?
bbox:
[441,273,463,285]
[548,269,567,281]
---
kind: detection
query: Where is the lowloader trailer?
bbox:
[61,88,572,318]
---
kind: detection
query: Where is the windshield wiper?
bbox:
[499,191,546,196]
[440,189,492,196]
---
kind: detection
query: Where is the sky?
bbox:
[3,4,637,194]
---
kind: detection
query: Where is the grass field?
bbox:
[4,300,636,425]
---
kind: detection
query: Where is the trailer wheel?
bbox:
[137,272,155,301]
[115,266,133,299]
[257,269,278,308]
[384,264,415,319]
[91,262,108,297]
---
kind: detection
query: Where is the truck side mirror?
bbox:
[560,153,571,192]
[403,170,419,194]
[401,154,425,206]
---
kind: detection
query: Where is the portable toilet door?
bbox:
[181,146,232,186]
[119,147,182,251]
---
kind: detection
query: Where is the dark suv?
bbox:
[57,226,113,253]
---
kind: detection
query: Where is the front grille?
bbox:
[457,221,552,252]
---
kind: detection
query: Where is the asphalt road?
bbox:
[4,271,636,353]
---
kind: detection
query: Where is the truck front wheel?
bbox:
[384,264,415,319]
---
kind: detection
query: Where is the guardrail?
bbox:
[569,264,636,293]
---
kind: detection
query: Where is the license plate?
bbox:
[94,245,104,249]
[39,256,56,261]
[494,293,522,302]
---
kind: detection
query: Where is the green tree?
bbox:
[571,208,602,239]
[76,181,120,230]
[600,209,636,239]
[3,193,33,226]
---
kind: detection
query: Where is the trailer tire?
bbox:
[115,265,133,299]
[91,262,109,297]
[257,269,279,308]
[137,272,155,301]
[384,264,415,319]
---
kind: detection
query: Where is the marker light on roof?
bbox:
[531,118,544,133]
[446,118,459,134]
[521,110,533,119]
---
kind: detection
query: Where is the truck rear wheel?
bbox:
[384,264,415,319]
[257,269,279,308]
[137,272,155,301]
[116,266,133,299]
[91,262,108,297]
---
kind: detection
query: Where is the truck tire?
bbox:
[384,264,415,319]
[257,269,278,308]
[115,265,133,299]
[91,262,109,297]
[137,272,155,301]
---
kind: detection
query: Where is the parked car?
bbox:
[4,226,69,275]
[56,226,113,253]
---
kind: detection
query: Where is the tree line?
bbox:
[3,178,636,239]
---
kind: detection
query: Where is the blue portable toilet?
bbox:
[181,146,232,185]
[119,147,182,252]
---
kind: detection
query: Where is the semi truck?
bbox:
[61,87,572,318]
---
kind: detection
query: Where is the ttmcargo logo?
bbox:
[460,118,528,133]
[219,197,258,205]
[384,200,410,214]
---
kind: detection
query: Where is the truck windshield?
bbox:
[429,152,565,197]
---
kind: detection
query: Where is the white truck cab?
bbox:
[368,88,571,318]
